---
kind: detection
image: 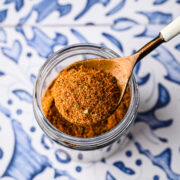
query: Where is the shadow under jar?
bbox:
[33,44,139,162]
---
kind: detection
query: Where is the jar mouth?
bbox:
[33,43,139,150]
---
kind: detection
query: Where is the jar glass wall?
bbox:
[33,44,139,161]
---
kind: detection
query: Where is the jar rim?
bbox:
[33,43,139,150]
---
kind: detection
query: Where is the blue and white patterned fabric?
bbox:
[0,0,180,179]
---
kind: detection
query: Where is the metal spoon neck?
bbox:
[134,33,164,64]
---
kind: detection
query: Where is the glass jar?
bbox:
[33,44,139,162]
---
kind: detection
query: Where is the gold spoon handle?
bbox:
[135,34,164,63]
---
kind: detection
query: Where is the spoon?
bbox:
[66,17,180,109]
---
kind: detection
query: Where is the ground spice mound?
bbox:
[42,67,131,138]
[52,65,121,125]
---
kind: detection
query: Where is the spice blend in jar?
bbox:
[42,65,131,138]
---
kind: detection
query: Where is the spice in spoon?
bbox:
[52,65,121,125]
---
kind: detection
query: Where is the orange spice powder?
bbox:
[42,66,131,138]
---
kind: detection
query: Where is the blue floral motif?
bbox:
[12,89,32,103]
[55,149,71,164]
[0,148,3,159]
[152,46,180,84]
[75,0,110,20]
[0,118,75,180]
[0,103,11,117]
[4,0,24,12]
[153,0,168,5]
[106,171,116,180]
[112,18,138,31]
[175,43,180,51]
[54,169,76,180]
[135,142,180,180]
[16,27,68,58]
[41,134,52,150]
[0,71,5,76]
[156,136,168,143]
[135,26,158,38]
[30,74,36,84]
[18,0,72,24]
[154,175,160,180]
[106,0,126,16]
[137,11,172,24]
[0,28,7,43]
[1,40,22,63]
[34,0,71,22]
[133,62,151,86]
[71,29,88,43]
[113,161,135,175]
[3,119,51,180]
[0,9,7,23]
[136,83,173,130]
[75,166,82,172]
[102,32,123,53]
